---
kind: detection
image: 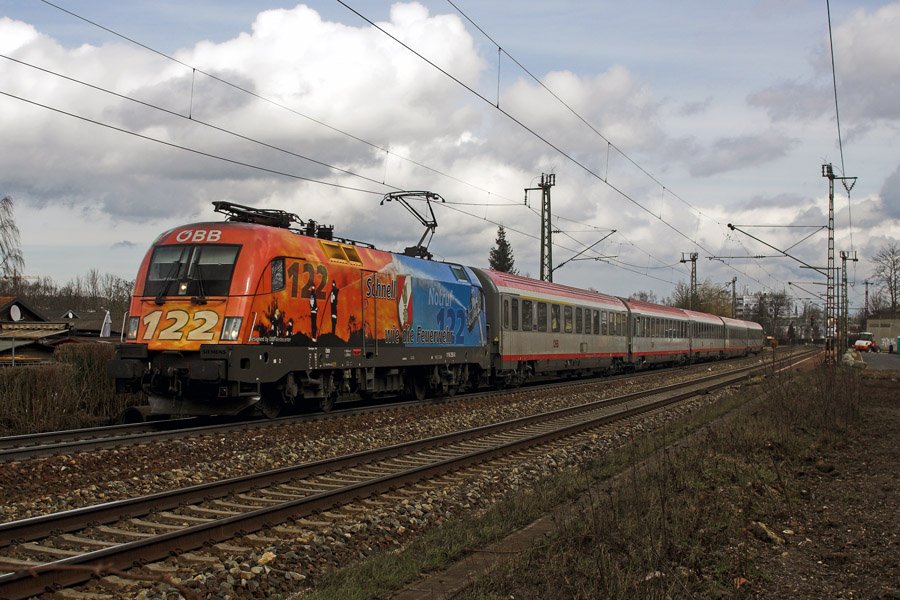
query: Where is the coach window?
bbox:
[575,307,583,334]
[502,299,510,330]
[551,304,561,333]
[564,306,573,333]
[512,298,519,331]
[271,258,285,292]
[592,310,599,335]
[584,309,591,334]
[600,311,608,335]
[522,300,533,331]
[537,302,548,332]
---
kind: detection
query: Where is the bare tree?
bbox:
[630,290,658,304]
[665,279,731,316]
[0,195,25,284]
[871,242,900,317]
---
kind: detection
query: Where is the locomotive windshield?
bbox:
[144,244,240,298]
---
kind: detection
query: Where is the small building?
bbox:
[867,318,900,351]
[0,296,71,365]
[61,309,121,339]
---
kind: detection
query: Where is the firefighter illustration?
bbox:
[329,280,339,334]
[308,284,318,342]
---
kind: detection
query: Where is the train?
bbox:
[109,200,765,418]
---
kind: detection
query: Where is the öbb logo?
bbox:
[175,229,222,243]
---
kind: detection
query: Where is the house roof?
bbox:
[0,296,48,322]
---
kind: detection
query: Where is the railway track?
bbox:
[0,352,793,463]
[0,400,424,463]
[0,352,813,599]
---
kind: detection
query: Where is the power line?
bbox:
[0,90,384,196]
[1,53,398,192]
[825,0,854,253]
[339,0,784,292]
[36,0,520,207]
[34,0,784,291]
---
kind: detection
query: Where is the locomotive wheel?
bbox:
[258,395,284,419]
[404,371,427,401]
[319,393,336,412]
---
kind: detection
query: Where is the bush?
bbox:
[0,343,138,435]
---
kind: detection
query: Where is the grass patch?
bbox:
[460,367,860,599]
[302,369,810,600]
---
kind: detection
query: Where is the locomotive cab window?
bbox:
[145,244,240,297]
[450,264,470,282]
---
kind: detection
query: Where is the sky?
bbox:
[1,0,898,312]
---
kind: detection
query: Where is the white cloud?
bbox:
[749,2,900,124]
[0,1,897,305]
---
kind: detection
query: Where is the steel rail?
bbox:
[0,352,778,462]
[0,352,814,599]
[0,354,793,546]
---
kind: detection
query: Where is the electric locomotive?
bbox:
[109,201,489,417]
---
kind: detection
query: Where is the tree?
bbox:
[871,241,900,317]
[488,226,517,274]
[630,290,658,304]
[0,195,25,283]
[664,279,731,316]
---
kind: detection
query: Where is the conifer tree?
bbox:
[488,225,517,274]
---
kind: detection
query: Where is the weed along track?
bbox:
[0,353,815,600]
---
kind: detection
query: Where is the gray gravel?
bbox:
[1,354,781,599]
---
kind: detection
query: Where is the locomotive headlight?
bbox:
[126,316,140,340]
[220,316,243,341]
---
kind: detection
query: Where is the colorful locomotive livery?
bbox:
[110,200,765,418]
[249,252,485,350]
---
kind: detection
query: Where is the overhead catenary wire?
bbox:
[337,0,786,290]
[35,0,520,208]
[29,0,688,286]
[0,90,384,196]
[31,0,786,292]
[825,0,854,254]
[446,0,722,227]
